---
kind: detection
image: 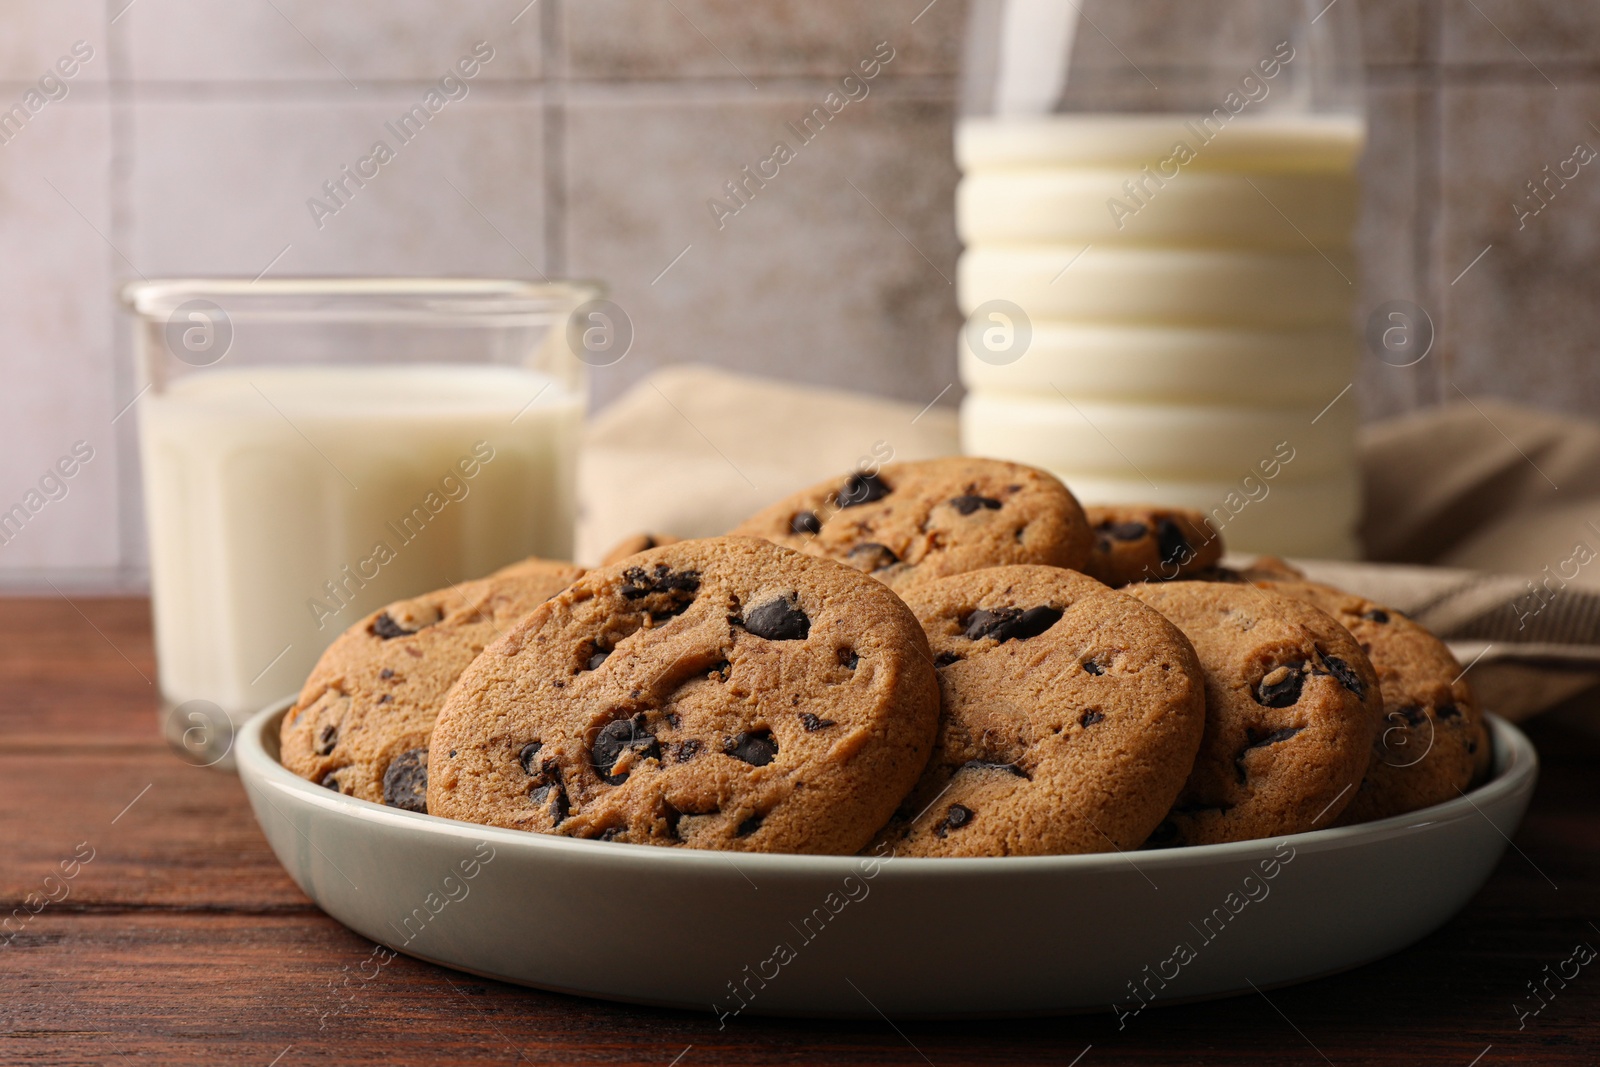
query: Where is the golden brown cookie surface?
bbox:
[427,537,941,855]
[1125,581,1381,846]
[1083,505,1222,586]
[729,457,1092,590]
[882,566,1206,857]
[279,558,585,809]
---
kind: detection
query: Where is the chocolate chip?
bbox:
[934,651,962,668]
[518,741,543,776]
[837,647,859,669]
[382,748,428,813]
[314,724,337,756]
[846,542,900,572]
[1362,609,1391,624]
[1321,655,1367,698]
[586,648,611,671]
[725,730,777,766]
[529,782,568,825]
[674,739,702,762]
[378,668,395,680]
[1234,727,1304,783]
[790,511,822,535]
[619,565,701,613]
[1080,710,1105,727]
[963,605,1063,643]
[1105,521,1148,542]
[949,494,1002,516]
[838,471,890,508]
[1082,659,1105,676]
[591,718,660,784]
[735,813,764,837]
[800,712,836,731]
[961,759,1026,777]
[934,804,973,838]
[742,596,810,641]
[320,771,342,792]
[1437,703,1461,720]
[375,694,392,705]
[598,827,626,842]
[1393,705,1426,726]
[1255,665,1305,708]
[370,612,413,639]
[1156,519,1194,567]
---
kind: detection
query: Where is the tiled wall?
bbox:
[0,0,1592,587]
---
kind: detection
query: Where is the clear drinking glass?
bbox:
[122,278,599,766]
[957,0,1368,559]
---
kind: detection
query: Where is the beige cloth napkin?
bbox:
[581,366,1600,722]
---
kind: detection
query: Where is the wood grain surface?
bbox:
[2,596,1597,1066]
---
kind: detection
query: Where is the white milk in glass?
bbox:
[956,113,1366,558]
[139,363,579,723]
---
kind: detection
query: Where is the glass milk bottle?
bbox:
[957,0,1366,558]
[123,278,598,766]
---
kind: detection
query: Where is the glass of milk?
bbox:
[957,0,1367,558]
[122,278,598,766]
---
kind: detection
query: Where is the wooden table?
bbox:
[4,597,1598,1066]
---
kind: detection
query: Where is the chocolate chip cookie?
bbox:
[1252,579,1488,823]
[1125,581,1381,846]
[426,536,941,854]
[280,559,585,809]
[877,566,1206,857]
[729,457,1092,590]
[1083,505,1222,587]
[598,532,682,566]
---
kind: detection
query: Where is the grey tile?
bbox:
[1442,0,1600,68]
[1360,0,1427,67]
[0,101,121,573]
[561,0,962,81]
[126,92,546,277]
[117,0,542,84]
[0,0,106,84]
[1435,82,1600,415]
[563,88,962,411]
[1356,83,1431,420]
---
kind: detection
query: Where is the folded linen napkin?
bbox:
[580,366,1600,722]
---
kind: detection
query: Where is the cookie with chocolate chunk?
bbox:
[427,536,940,854]
[1252,579,1488,822]
[879,566,1206,857]
[598,532,682,566]
[280,558,585,809]
[729,457,1092,590]
[1083,505,1222,587]
[1125,581,1381,846]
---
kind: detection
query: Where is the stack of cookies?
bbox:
[280,457,1490,857]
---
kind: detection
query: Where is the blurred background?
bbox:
[0,0,1591,590]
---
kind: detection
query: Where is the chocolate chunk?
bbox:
[529,782,568,824]
[1082,659,1105,676]
[1234,727,1304,782]
[674,739,702,762]
[790,510,822,535]
[586,648,611,671]
[707,660,732,681]
[619,564,701,611]
[934,804,973,838]
[382,748,429,813]
[838,470,890,508]
[1105,521,1149,542]
[837,647,859,669]
[799,712,836,732]
[1156,519,1194,567]
[742,596,810,641]
[735,813,764,837]
[314,724,337,756]
[1080,710,1105,727]
[598,827,626,842]
[1362,609,1391,624]
[961,759,1026,778]
[319,771,342,792]
[1255,665,1305,708]
[963,605,1063,643]
[591,718,660,784]
[378,668,395,680]
[1437,703,1461,720]
[1393,705,1426,726]
[846,543,900,572]
[934,651,962,668]
[1321,655,1367,699]
[375,694,392,705]
[370,612,413,639]
[518,741,543,776]
[725,730,777,766]
[949,494,1002,516]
